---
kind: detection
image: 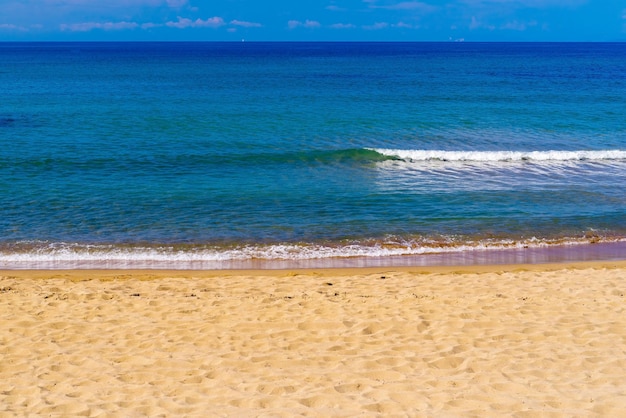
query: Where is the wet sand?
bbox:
[1,261,626,416]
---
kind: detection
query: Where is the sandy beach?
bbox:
[1,262,626,417]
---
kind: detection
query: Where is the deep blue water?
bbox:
[1,42,625,268]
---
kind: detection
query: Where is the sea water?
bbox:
[1,42,625,268]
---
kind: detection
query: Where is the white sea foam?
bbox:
[371,149,626,162]
[1,237,625,269]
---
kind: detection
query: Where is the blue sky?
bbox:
[1,0,625,41]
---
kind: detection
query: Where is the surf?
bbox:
[2,237,626,269]
[369,149,626,163]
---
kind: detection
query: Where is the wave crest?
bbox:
[369,149,626,163]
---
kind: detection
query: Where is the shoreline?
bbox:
[3,258,626,279]
[1,240,625,270]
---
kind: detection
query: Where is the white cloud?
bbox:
[42,0,182,6]
[393,21,416,28]
[0,0,193,33]
[0,22,43,32]
[363,22,389,30]
[287,20,321,29]
[500,20,537,30]
[377,1,437,12]
[165,17,192,28]
[141,22,162,29]
[326,5,347,12]
[330,23,356,29]
[166,16,225,29]
[56,15,258,32]
[230,20,262,28]
[459,0,586,6]
[60,21,139,31]
[0,23,28,31]
[469,16,495,30]
[166,0,187,7]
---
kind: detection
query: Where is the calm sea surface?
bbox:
[1,42,625,268]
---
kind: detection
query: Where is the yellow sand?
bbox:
[1,262,626,417]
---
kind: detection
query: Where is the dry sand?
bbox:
[1,262,625,417]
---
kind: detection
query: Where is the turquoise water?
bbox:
[1,42,625,268]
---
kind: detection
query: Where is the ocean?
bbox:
[1,41,625,269]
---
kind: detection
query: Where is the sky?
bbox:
[1,0,625,42]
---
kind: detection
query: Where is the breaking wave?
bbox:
[1,236,625,269]
[369,149,626,163]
